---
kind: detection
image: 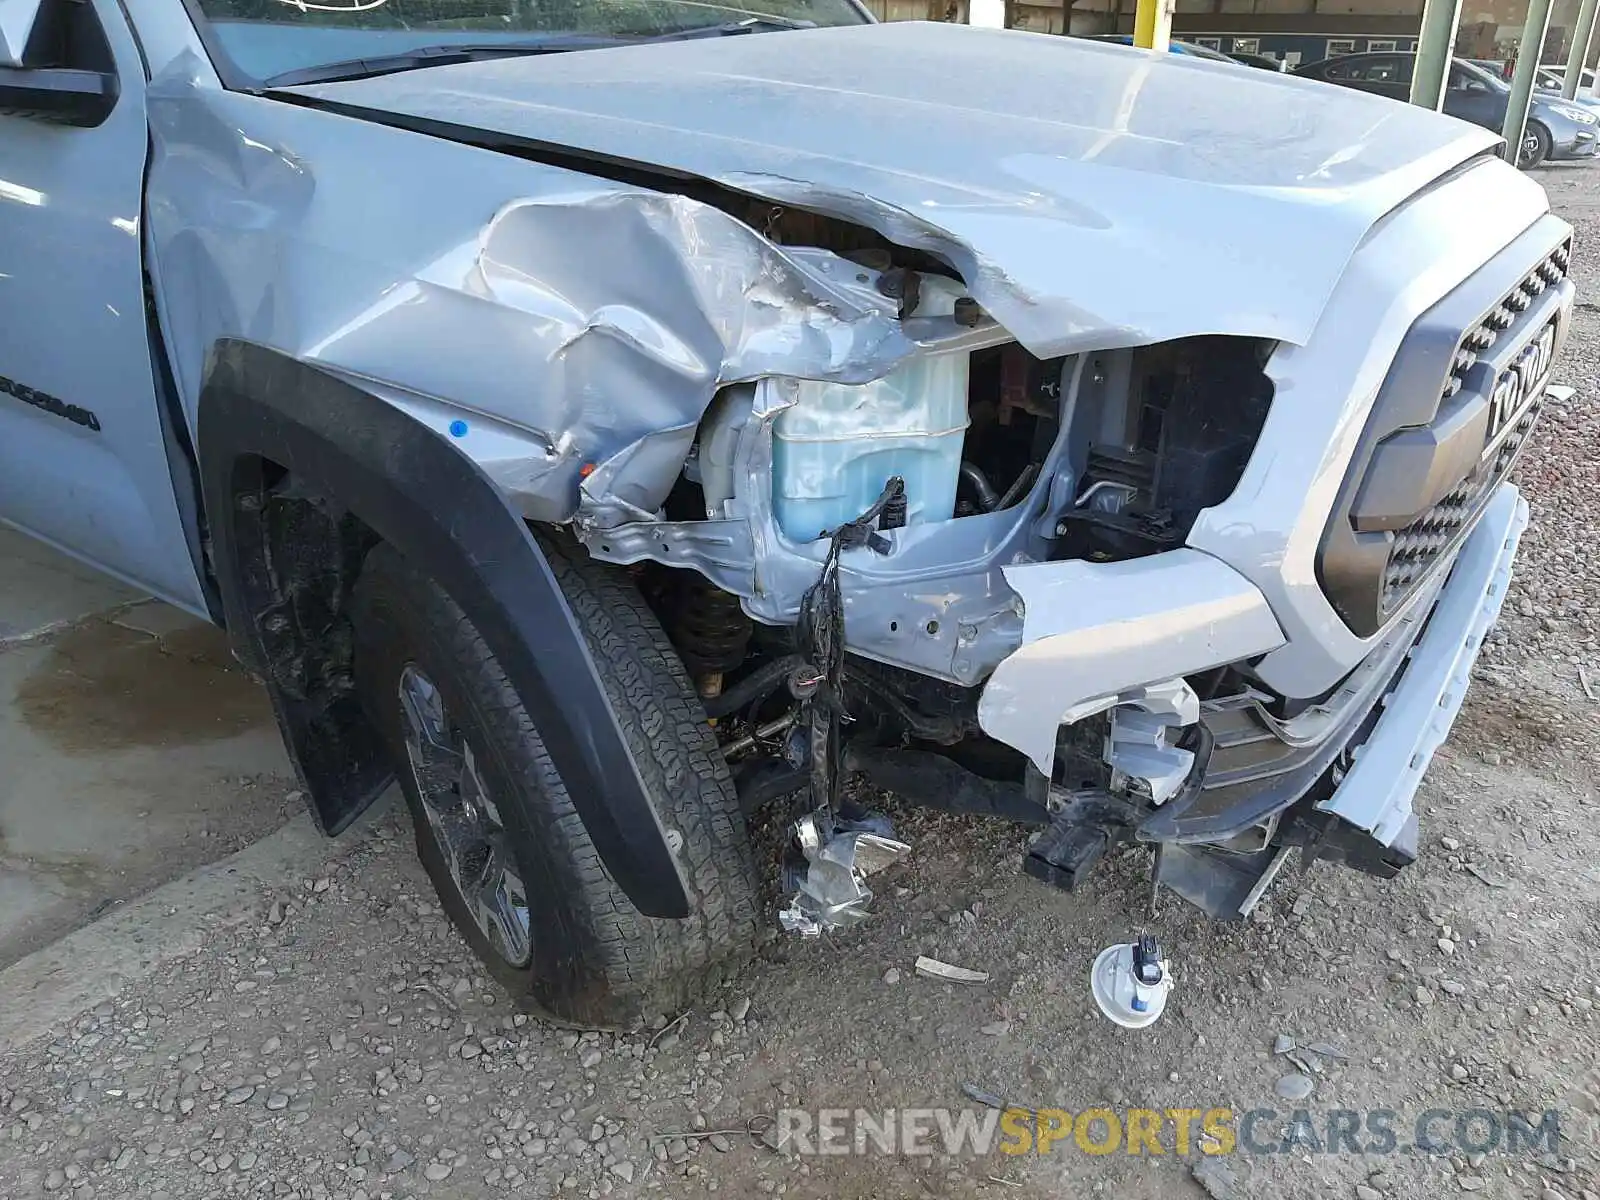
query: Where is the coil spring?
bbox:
[667,577,752,688]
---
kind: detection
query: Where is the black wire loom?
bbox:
[795,476,906,818]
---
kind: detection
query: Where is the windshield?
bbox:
[198,0,869,85]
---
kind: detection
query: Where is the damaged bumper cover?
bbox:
[976,548,1288,773]
[980,478,1532,887]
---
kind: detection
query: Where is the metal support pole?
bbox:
[1563,0,1600,97]
[1410,0,1464,110]
[1504,0,1556,166]
[1132,0,1171,51]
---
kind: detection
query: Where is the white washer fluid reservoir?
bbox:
[771,276,970,543]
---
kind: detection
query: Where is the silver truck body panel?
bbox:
[1188,157,1552,697]
[286,21,1501,359]
[0,0,43,66]
[145,73,922,524]
[0,0,209,612]
[135,21,1542,696]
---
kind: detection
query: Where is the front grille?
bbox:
[1380,392,1542,612]
[1316,215,1574,638]
[1378,243,1568,613]
[1445,243,1569,401]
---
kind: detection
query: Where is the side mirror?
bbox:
[0,0,118,127]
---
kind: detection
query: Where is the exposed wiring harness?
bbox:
[795,476,905,816]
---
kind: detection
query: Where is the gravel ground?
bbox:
[3,169,1600,1200]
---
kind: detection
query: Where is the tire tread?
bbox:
[353,538,760,1026]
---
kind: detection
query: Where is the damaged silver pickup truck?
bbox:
[0,0,1573,1024]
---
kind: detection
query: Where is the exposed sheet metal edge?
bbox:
[976,549,1286,772]
[1318,482,1529,845]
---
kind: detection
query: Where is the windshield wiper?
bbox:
[262,16,814,89]
[633,14,815,41]
[261,36,628,88]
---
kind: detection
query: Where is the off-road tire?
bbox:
[352,539,762,1027]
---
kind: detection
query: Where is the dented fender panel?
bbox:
[144,65,920,528]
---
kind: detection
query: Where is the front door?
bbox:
[0,0,208,611]
[1342,54,1413,104]
[1442,65,1505,132]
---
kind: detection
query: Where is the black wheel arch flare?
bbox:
[197,339,692,919]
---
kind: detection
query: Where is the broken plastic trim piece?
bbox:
[777,810,909,937]
[1105,679,1200,807]
[977,551,1285,773]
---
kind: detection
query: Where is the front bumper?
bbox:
[1315,479,1527,845]
[1140,475,1532,861]
[977,172,1560,916]
[978,473,1531,872]
[1552,129,1599,159]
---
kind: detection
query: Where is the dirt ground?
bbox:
[2,172,1600,1200]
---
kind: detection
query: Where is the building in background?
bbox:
[856,0,1595,70]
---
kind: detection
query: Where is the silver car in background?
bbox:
[1296,52,1598,166]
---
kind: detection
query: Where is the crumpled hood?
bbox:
[286,21,1504,355]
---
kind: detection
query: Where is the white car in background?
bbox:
[1539,63,1600,112]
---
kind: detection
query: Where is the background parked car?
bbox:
[1083,34,1240,63]
[1539,63,1596,92]
[1228,49,1288,71]
[1534,64,1600,116]
[1294,52,1597,167]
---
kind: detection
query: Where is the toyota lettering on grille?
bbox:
[1487,320,1556,442]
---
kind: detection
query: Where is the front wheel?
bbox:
[352,539,761,1027]
[1519,121,1552,169]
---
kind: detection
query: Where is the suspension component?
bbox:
[719,712,801,760]
[662,576,752,700]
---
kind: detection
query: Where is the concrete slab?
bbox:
[0,525,143,645]
[110,598,211,640]
[0,535,301,967]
